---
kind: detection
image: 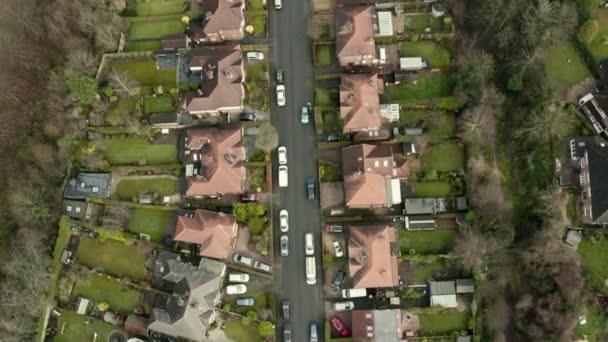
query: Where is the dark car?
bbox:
[331,270,346,290]
[325,224,344,233]
[282,300,290,320]
[276,68,284,83]
[306,177,316,200]
[239,112,256,121]
[283,322,292,342]
[330,316,351,337]
[240,192,260,202]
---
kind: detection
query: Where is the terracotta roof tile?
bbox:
[192,0,244,41]
[348,224,399,288]
[340,74,382,131]
[336,6,376,66]
[174,210,237,260]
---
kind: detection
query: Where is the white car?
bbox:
[279,209,289,232]
[280,235,289,256]
[228,273,250,283]
[226,284,247,294]
[246,51,264,61]
[276,85,286,107]
[332,301,355,311]
[278,146,287,165]
[333,241,343,258]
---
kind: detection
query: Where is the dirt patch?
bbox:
[311,13,336,40]
[312,0,335,13]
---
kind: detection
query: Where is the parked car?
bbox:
[253,260,272,273]
[228,273,250,283]
[280,235,289,256]
[226,284,247,295]
[278,146,287,165]
[240,192,259,202]
[246,51,264,61]
[332,301,355,311]
[332,241,344,257]
[279,165,288,188]
[236,297,255,306]
[300,103,310,124]
[325,133,340,142]
[276,68,284,83]
[305,233,314,256]
[330,316,351,337]
[325,224,344,233]
[239,112,256,121]
[232,254,254,267]
[276,85,286,107]
[331,270,346,290]
[282,301,291,320]
[310,322,319,342]
[280,209,289,232]
[283,322,292,342]
[306,177,316,200]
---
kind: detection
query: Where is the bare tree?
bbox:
[67,47,99,76]
[516,105,577,144]
[454,228,497,271]
[109,68,140,97]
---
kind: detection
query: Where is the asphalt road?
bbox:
[269,1,326,341]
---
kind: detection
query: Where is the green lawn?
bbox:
[322,109,341,133]
[411,181,451,197]
[249,0,266,10]
[128,208,170,242]
[124,40,163,52]
[579,237,608,293]
[49,217,73,308]
[401,110,456,141]
[53,309,117,342]
[225,321,260,342]
[421,142,464,172]
[574,301,608,341]
[400,41,451,68]
[584,8,608,66]
[414,308,469,335]
[102,138,177,165]
[388,72,455,101]
[116,178,177,199]
[399,110,426,126]
[132,0,186,16]
[399,229,457,254]
[127,19,185,40]
[411,258,448,282]
[544,43,590,89]
[144,96,175,113]
[106,98,138,124]
[245,14,266,36]
[72,274,140,312]
[404,14,444,32]
[75,237,149,280]
[245,63,268,83]
[316,45,332,65]
[320,161,342,182]
[316,88,331,106]
[566,194,577,223]
[113,60,176,86]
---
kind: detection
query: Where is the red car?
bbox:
[240,192,260,202]
[330,316,350,337]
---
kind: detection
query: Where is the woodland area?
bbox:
[0,0,126,340]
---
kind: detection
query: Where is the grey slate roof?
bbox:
[455,279,474,294]
[585,139,608,223]
[63,173,111,199]
[62,200,89,220]
[404,198,437,215]
[429,280,456,296]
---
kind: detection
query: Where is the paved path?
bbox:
[269,1,326,341]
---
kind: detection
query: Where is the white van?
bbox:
[274,0,283,10]
[305,233,314,256]
[341,288,367,298]
[305,257,316,285]
[279,165,288,188]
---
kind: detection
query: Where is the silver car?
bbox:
[280,235,289,256]
[236,297,255,306]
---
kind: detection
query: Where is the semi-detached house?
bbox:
[189,0,245,43]
[335,6,377,67]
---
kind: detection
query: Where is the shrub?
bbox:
[95,227,134,245]
[241,316,251,326]
[104,87,114,97]
[64,69,98,105]
[507,74,523,92]
[437,96,460,110]
[246,311,257,320]
[233,203,265,223]
[411,34,420,43]
[248,215,268,235]
[578,19,599,44]
[258,321,274,337]
[223,303,232,312]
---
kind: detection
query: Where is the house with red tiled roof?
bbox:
[174,209,238,260]
[335,6,377,67]
[189,0,245,43]
[348,225,399,288]
[340,73,386,135]
[182,124,246,198]
[342,144,408,208]
[184,45,244,116]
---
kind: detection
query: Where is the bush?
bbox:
[247,310,257,320]
[411,34,420,43]
[507,73,523,92]
[248,215,268,235]
[578,19,599,44]
[258,321,274,337]
[95,227,134,245]
[233,203,266,223]
[241,316,251,326]
[223,303,232,312]
[437,96,460,110]
[64,69,98,105]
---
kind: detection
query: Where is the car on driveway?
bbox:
[276,85,286,107]
[226,284,247,294]
[306,177,316,200]
[329,316,351,337]
[325,133,340,142]
[300,103,310,124]
[232,254,254,267]
[278,146,287,165]
[325,224,344,233]
[332,301,354,311]
[332,241,344,257]
[236,297,255,306]
[280,235,289,256]
[246,51,264,61]
[240,192,259,202]
[282,301,290,320]
[229,273,250,283]
[253,260,272,273]
[331,270,346,290]
[280,209,289,232]
[239,112,256,121]
[276,68,284,83]
[283,322,292,342]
